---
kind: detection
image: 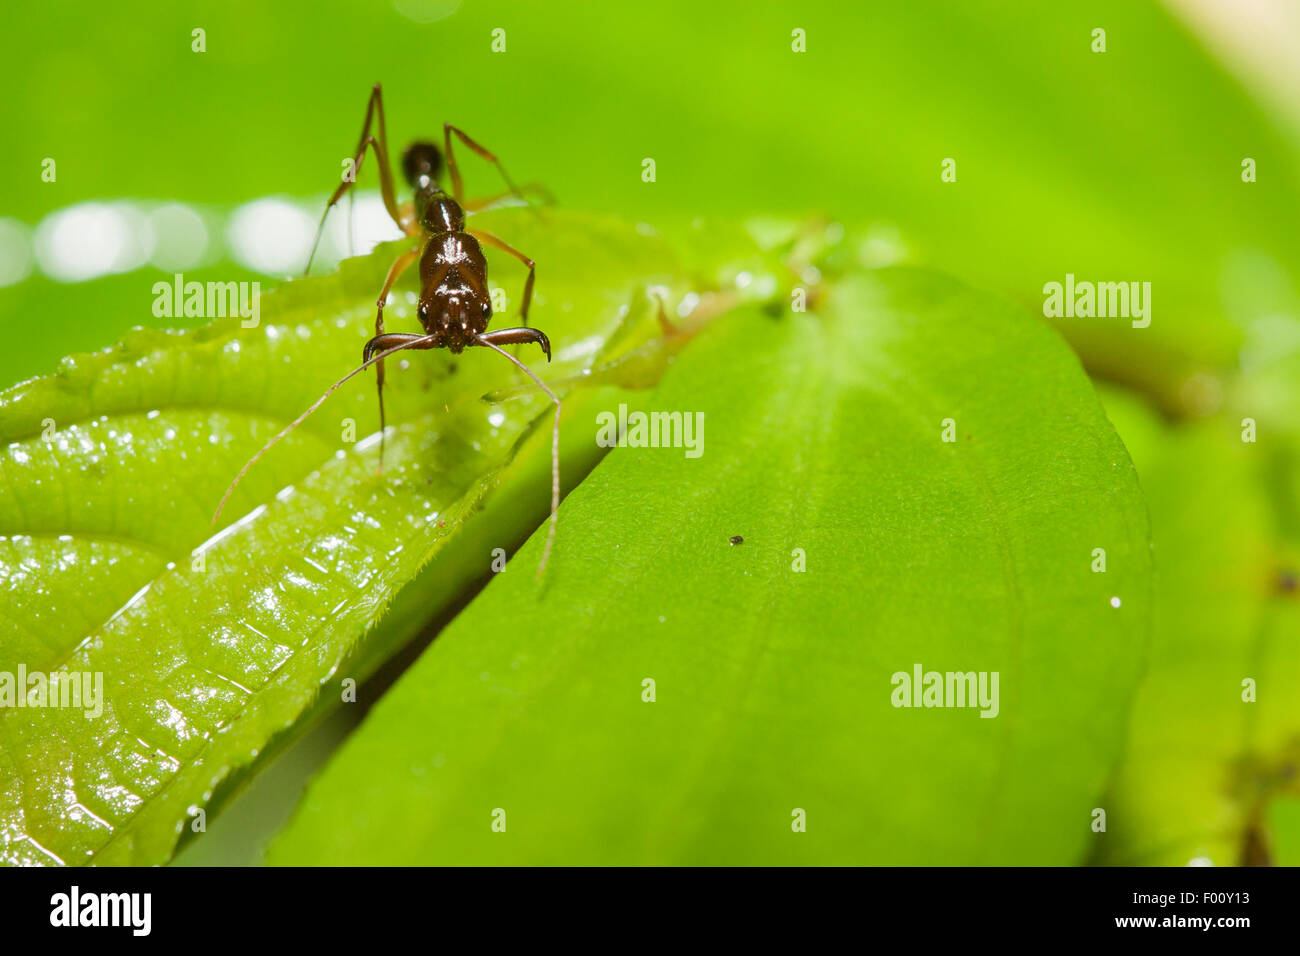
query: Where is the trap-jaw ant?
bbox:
[214,83,561,574]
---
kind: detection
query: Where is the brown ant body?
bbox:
[214,84,561,573]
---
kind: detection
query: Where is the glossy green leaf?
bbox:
[0,209,761,866]
[270,267,1152,865]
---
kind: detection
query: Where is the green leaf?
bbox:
[1095,390,1300,865]
[0,209,748,866]
[269,268,1152,865]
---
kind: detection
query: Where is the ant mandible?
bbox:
[214,83,561,574]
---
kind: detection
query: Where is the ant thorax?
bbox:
[415,183,465,234]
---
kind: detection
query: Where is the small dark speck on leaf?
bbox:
[1278,569,1298,594]
[729,535,743,545]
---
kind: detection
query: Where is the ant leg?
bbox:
[476,327,551,361]
[305,83,414,275]
[469,229,535,325]
[443,123,527,208]
[306,133,405,273]
[463,182,555,214]
[475,335,561,576]
[360,331,439,472]
[372,246,422,470]
[347,190,356,258]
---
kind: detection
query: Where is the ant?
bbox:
[213,84,561,574]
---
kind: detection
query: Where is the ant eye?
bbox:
[481,302,492,317]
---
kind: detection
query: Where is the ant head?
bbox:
[402,141,443,188]
[418,281,492,351]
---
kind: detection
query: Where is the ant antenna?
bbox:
[475,335,561,577]
[211,333,439,525]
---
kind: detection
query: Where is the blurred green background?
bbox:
[4,0,1300,865]
[5,0,1300,403]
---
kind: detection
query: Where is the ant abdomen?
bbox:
[402,141,443,187]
